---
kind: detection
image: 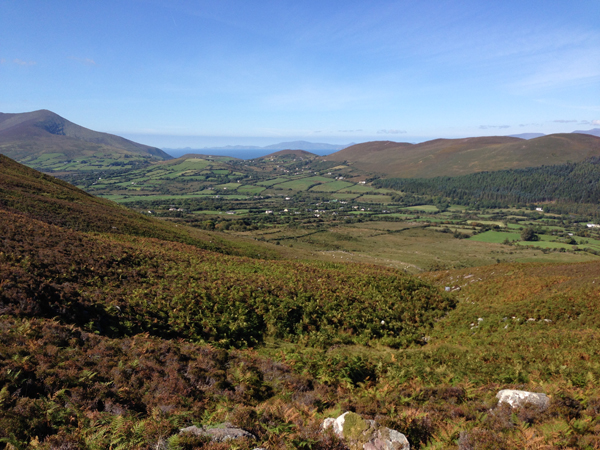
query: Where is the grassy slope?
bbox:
[0,154,277,258]
[0,157,461,448]
[2,157,600,448]
[324,134,600,178]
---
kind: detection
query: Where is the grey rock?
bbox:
[496,389,550,410]
[180,423,256,442]
[364,428,410,450]
[322,412,410,449]
[322,417,337,432]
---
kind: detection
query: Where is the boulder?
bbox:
[323,412,410,450]
[496,389,550,410]
[180,423,256,442]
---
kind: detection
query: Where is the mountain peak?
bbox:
[0,109,172,164]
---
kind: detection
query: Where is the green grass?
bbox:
[338,184,374,193]
[107,193,217,203]
[273,176,332,190]
[373,213,415,218]
[470,230,521,243]
[515,240,574,249]
[357,194,393,203]
[237,185,266,194]
[256,177,291,187]
[309,180,354,192]
[401,205,439,212]
[214,182,241,191]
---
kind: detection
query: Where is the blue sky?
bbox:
[1,0,599,148]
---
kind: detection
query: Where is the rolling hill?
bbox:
[2,154,600,448]
[0,154,274,258]
[324,133,600,178]
[259,149,317,159]
[0,154,460,447]
[0,109,171,171]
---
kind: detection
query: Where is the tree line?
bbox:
[374,158,600,216]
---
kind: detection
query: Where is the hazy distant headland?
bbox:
[163,140,354,159]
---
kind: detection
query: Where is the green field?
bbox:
[338,184,374,193]
[237,185,266,194]
[257,177,290,187]
[309,180,354,192]
[470,230,521,243]
[401,204,440,212]
[214,182,241,191]
[274,175,332,190]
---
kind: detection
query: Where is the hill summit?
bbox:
[0,109,171,171]
[323,134,600,178]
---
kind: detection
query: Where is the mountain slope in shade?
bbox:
[0,110,171,169]
[323,134,600,178]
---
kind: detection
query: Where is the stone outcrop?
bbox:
[180,423,256,442]
[496,389,550,410]
[323,412,410,450]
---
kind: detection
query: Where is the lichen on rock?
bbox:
[323,411,410,450]
[343,412,371,441]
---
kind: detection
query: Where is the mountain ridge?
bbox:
[0,109,171,169]
[323,133,600,178]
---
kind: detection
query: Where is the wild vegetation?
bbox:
[3,128,600,449]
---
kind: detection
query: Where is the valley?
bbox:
[1,113,600,449]
[58,150,600,272]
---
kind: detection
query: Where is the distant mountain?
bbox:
[0,109,171,170]
[323,134,600,178]
[508,133,546,139]
[572,128,600,138]
[164,141,352,154]
[259,149,317,159]
[262,141,352,151]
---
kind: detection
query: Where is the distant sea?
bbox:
[163,148,336,160]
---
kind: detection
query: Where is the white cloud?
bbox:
[377,129,406,134]
[13,59,36,66]
[553,119,578,123]
[592,120,600,126]
[70,56,97,65]
[479,125,510,130]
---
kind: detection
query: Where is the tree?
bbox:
[521,227,539,241]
